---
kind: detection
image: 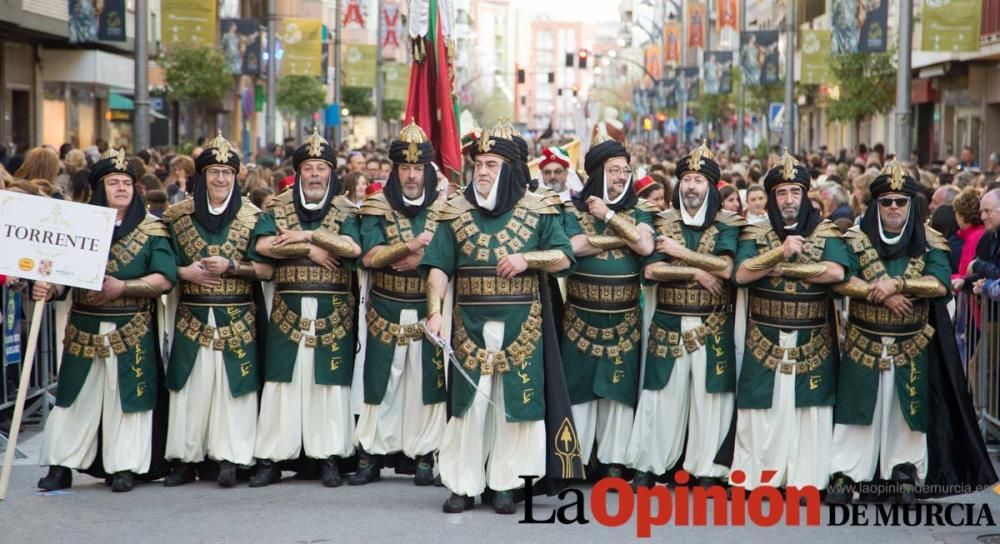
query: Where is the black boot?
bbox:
[217,461,238,488]
[37,466,72,491]
[249,460,281,488]
[442,493,474,513]
[321,456,343,487]
[111,471,135,493]
[492,490,516,515]
[347,450,380,486]
[164,463,196,487]
[891,463,917,505]
[825,473,855,505]
[414,453,435,487]
[632,470,655,491]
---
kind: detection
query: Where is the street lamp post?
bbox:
[133,0,149,152]
[333,0,343,146]
[266,0,277,149]
[895,0,913,161]
[736,0,745,155]
[782,0,795,152]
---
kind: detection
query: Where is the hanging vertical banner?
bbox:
[162,0,218,48]
[688,2,706,49]
[68,0,98,43]
[678,67,700,101]
[717,0,739,31]
[220,19,262,76]
[745,0,787,29]
[343,43,377,87]
[343,0,368,29]
[643,45,662,81]
[921,0,982,52]
[97,0,126,41]
[801,30,833,85]
[381,3,404,53]
[383,62,410,101]
[663,21,681,63]
[831,0,888,53]
[280,18,323,77]
[740,30,780,86]
[703,51,733,95]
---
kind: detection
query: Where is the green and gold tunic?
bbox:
[560,200,656,407]
[254,193,361,387]
[359,193,446,406]
[418,192,574,422]
[835,226,951,433]
[56,216,177,413]
[735,220,850,409]
[162,197,266,398]
[642,209,743,393]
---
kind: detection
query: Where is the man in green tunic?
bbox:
[561,134,655,478]
[828,162,951,503]
[421,121,575,514]
[247,130,363,488]
[162,133,273,488]
[729,151,849,492]
[626,143,743,489]
[349,123,446,486]
[35,147,176,493]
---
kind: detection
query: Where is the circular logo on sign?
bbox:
[18,258,34,271]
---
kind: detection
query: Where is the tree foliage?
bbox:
[158,46,232,105]
[827,52,895,123]
[382,99,404,122]
[342,86,374,116]
[276,76,326,119]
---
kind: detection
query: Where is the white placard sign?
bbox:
[0,192,116,291]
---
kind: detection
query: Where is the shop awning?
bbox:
[109,92,134,111]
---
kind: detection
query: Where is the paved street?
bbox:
[2,432,1000,544]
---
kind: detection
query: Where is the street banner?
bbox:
[831,0,888,53]
[280,18,323,77]
[745,0,786,28]
[68,0,98,43]
[678,67,700,102]
[97,0,126,41]
[344,43,378,87]
[688,2,706,48]
[801,30,833,85]
[717,0,739,31]
[703,51,733,95]
[644,46,662,80]
[740,30,780,86]
[162,0,218,48]
[0,192,114,291]
[383,62,411,101]
[381,2,404,54]
[663,21,681,63]
[221,19,262,76]
[921,0,982,53]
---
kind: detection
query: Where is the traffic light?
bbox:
[656,111,667,122]
[643,117,652,131]
[578,49,589,68]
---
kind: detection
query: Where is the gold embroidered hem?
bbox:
[274,260,351,287]
[176,304,256,351]
[566,275,640,307]
[845,323,935,370]
[849,298,929,336]
[455,273,539,298]
[366,307,425,346]
[180,277,253,298]
[747,323,833,375]
[655,284,731,315]
[647,312,727,358]
[64,311,152,359]
[563,306,641,360]
[269,295,353,348]
[71,290,150,309]
[372,270,425,297]
[453,301,543,375]
[748,289,827,327]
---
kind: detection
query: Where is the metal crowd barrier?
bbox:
[0,286,58,458]
[962,290,1000,444]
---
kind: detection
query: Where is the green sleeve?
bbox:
[634,207,655,232]
[714,222,739,257]
[336,213,363,270]
[820,236,851,281]
[245,212,276,264]
[563,209,584,238]
[147,235,179,285]
[419,221,458,279]
[360,215,388,254]
[734,237,760,269]
[537,212,576,277]
[842,244,863,279]
[924,246,953,303]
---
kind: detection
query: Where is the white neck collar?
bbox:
[603,172,632,205]
[208,189,233,215]
[403,188,426,206]
[298,179,331,211]
[474,170,501,211]
[878,213,908,245]
[681,195,709,227]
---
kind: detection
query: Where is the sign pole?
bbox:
[0,301,47,500]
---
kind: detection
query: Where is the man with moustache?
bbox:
[561,134,655,479]
[349,123,446,486]
[35,148,176,493]
[828,162,996,503]
[248,129,363,488]
[728,151,849,493]
[626,143,744,489]
[421,120,582,515]
[162,133,273,488]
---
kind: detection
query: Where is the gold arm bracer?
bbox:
[121,278,161,298]
[370,242,412,268]
[587,235,627,251]
[776,262,827,280]
[834,279,871,299]
[523,249,565,269]
[743,246,785,271]
[228,261,257,279]
[312,229,357,257]
[900,277,946,298]
[647,264,699,282]
[681,251,729,272]
[606,214,642,243]
[427,290,443,318]
[270,241,311,258]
